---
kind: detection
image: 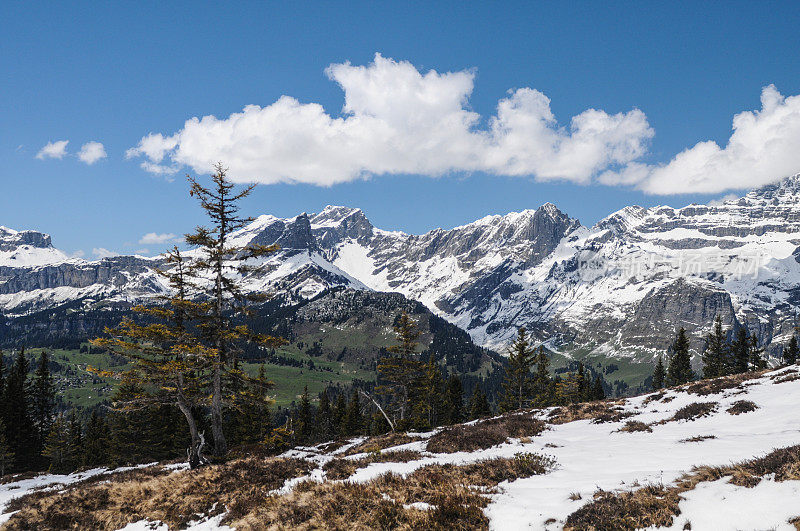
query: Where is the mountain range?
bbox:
[4,175,800,380]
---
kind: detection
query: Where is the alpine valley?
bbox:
[4,175,800,392]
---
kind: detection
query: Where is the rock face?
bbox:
[4,176,800,370]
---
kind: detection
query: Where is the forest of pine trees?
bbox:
[652,316,799,390]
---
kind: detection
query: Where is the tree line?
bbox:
[651,315,798,389]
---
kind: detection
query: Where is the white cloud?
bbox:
[92,247,119,259]
[36,140,69,160]
[138,232,178,245]
[70,250,85,258]
[601,85,800,195]
[78,141,107,164]
[134,248,150,255]
[127,53,653,186]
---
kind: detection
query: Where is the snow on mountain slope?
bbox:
[5,176,800,369]
[0,226,68,266]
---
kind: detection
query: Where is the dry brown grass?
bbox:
[773,373,800,384]
[4,457,313,530]
[662,401,717,423]
[342,432,424,456]
[642,392,666,405]
[684,371,762,396]
[679,435,716,443]
[726,400,758,415]
[564,445,800,530]
[5,453,555,531]
[426,414,547,453]
[564,484,681,530]
[323,450,424,481]
[617,420,653,433]
[548,402,630,425]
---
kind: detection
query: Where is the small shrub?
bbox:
[726,400,758,415]
[667,402,717,422]
[679,435,716,443]
[564,484,680,530]
[618,420,652,433]
[342,432,424,456]
[426,414,546,453]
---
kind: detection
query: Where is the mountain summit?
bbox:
[4,177,800,381]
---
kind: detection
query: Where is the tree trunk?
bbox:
[210,363,226,458]
[176,393,202,469]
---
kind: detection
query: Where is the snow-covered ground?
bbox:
[2,366,798,529]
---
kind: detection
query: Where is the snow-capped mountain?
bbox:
[4,176,800,366]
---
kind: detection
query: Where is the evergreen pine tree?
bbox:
[344,389,362,435]
[531,347,553,407]
[316,390,334,441]
[416,352,443,428]
[82,410,109,467]
[652,355,666,390]
[591,376,605,400]
[0,419,14,477]
[93,248,227,468]
[666,328,694,385]
[730,327,750,374]
[376,313,424,424]
[468,385,492,419]
[785,335,799,365]
[555,373,583,405]
[232,364,273,445]
[42,415,77,474]
[31,351,56,455]
[333,392,347,436]
[702,315,728,378]
[296,386,313,444]
[499,327,535,412]
[748,333,766,371]
[185,164,283,458]
[4,348,36,471]
[441,374,464,425]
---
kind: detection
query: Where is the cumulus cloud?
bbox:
[78,141,107,164]
[601,85,800,194]
[36,140,69,160]
[127,53,653,186]
[138,232,178,245]
[92,247,119,259]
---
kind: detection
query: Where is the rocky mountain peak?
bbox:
[0,227,53,252]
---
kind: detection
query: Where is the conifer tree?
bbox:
[93,248,212,469]
[82,410,109,467]
[231,364,273,445]
[730,327,750,374]
[417,352,443,428]
[531,346,553,407]
[591,375,605,400]
[296,386,313,444]
[499,327,535,412]
[316,390,334,441]
[0,420,14,477]
[468,385,492,419]
[344,389,362,435]
[42,415,77,474]
[185,164,282,458]
[702,315,728,378]
[441,374,464,425]
[785,335,799,365]
[4,348,36,470]
[555,373,583,405]
[376,313,424,424]
[748,333,766,371]
[0,352,5,407]
[666,328,694,385]
[334,392,347,436]
[31,351,56,454]
[652,355,666,390]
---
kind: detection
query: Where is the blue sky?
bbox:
[3,1,800,257]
